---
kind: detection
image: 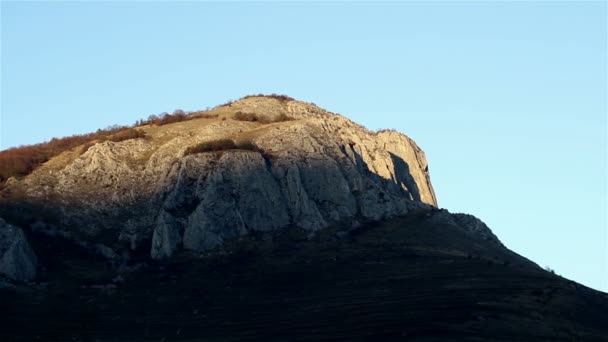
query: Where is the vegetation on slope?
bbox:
[0,94,294,183]
[233,111,293,124]
[0,127,146,182]
[242,93,295,103]
[184,139,237,155]
[218,93,295,107]
[136,109,218,127]
[184,139,263,156]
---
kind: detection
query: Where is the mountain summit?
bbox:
[2,95,436,259]
[1,95,607,341]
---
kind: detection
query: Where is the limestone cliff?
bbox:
[1,96,437,259]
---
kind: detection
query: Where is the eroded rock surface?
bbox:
[0,218,38,281]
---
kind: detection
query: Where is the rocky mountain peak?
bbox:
[1,95,437,260]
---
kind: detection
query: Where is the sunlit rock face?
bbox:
[4,96,437,259]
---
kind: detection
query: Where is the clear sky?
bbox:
[1,2,606,291]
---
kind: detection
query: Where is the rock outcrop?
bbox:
[0,218,38,281]
[427,209,502,246]
[2,96,438,259]
[452,213,502,245]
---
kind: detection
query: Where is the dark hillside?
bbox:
[2,214,606,341]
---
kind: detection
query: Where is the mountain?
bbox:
[0,95,606,341]
[1,95,436,259]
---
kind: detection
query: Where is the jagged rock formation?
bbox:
[0,218,38,281]
[2,96,437,259]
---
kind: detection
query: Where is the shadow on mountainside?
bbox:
[1,148,607,341]
[389,152,421,202]
[0,146,427,253]
[1,214,607,341]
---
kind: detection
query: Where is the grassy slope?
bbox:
[1,213,607,342]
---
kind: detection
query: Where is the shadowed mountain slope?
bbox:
[1,212,607,341]
[0,95,606,341]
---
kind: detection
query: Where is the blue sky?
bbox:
[1,2,606,291]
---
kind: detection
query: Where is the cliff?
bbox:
[1,96,437,259]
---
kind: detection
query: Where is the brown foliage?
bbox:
[184,139,265,156]
[136,109,219,127]
[218,94,295,109]
[217,100,235,108]
[104,128,147,143]
[0,96,293,182]
[184,139,237,155]
[235,141,258,151]
[190,112,219,119]
[242,93,295,103]
[233,111,258,122]
[272,113,293,123]
[0,126,147,183]
[233,111,293,124]
[140,110,187,126]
